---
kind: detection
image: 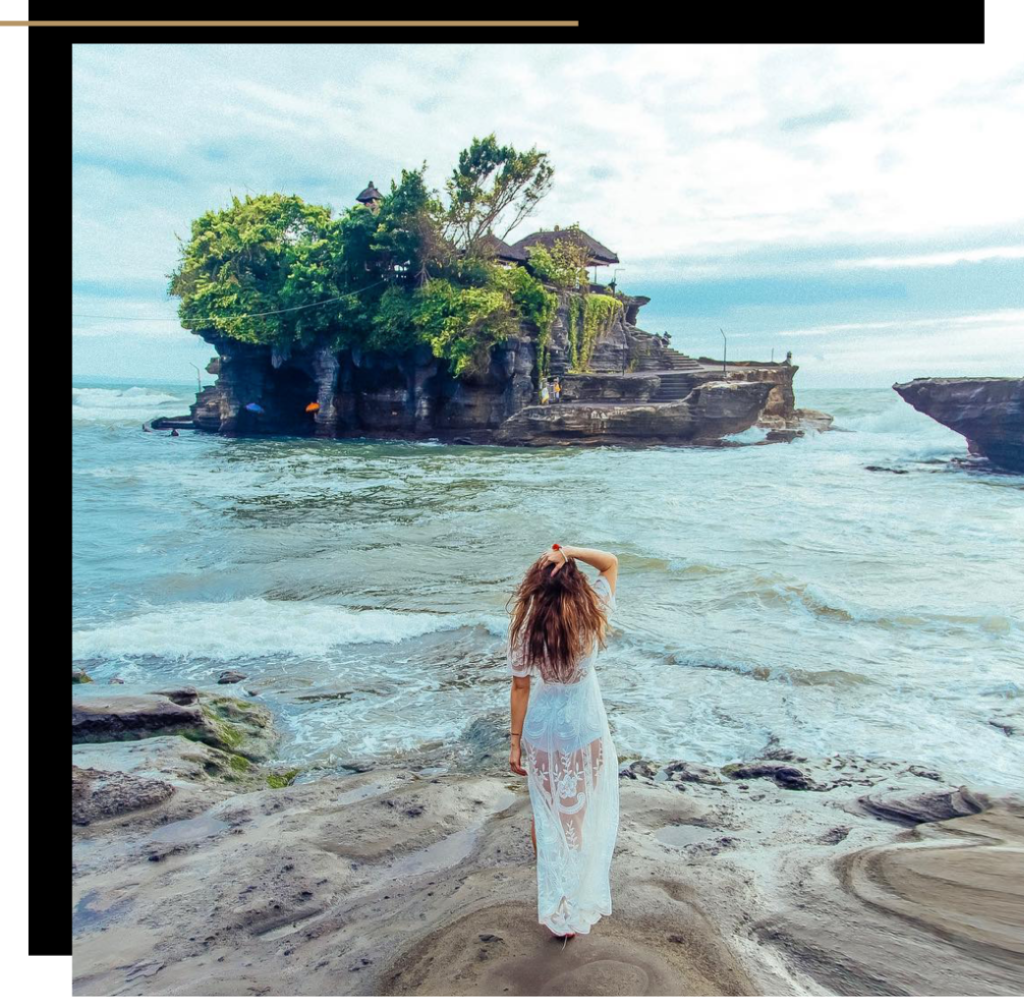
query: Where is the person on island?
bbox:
[507,544,620,941]
[553,377,562,404]
[540,382,550,405]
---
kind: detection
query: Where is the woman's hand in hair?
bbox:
[539,547,568,574]
[550,545,618,593]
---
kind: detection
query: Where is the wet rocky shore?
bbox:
[72,682,1024,996]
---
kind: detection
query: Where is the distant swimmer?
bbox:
[170,428,179,437]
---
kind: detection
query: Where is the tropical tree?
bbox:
[167,193,337,348]
[442,133,554,253]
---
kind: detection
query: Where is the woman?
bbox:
[507,543,620,940]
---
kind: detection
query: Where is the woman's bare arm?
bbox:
[509,675,530,775]
[548,545,619,594]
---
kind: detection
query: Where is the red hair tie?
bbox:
[552,544,560,550]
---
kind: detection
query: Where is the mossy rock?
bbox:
[180,744,265,789]
[72,670,93,684]
[266,768,301,789]
[179,696,278,763]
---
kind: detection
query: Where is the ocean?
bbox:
[72,378,1024,791]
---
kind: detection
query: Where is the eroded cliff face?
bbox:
[188,290,812,446]
[493,380,776,446]
[191,334,538,440]
[893,377,1024,472]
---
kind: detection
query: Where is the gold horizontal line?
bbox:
[1,20,580,26]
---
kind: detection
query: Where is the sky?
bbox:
[73,21,1024,388]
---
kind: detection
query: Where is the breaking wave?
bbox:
[72,385,190,424]
[72,598,501,661]
[834,397,956,436]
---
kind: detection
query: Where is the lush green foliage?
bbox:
[566,293,623,373]
[409,277,516,378]
[492,265,559,380]
[169,136,568,379]
[167,193,337,348]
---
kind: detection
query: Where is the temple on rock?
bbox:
[172,188,832,446]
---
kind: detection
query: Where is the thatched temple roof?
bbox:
[474,232,529,263]
[356,181,383,203]
[511,227,619,266]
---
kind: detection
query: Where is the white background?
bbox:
[1,3,55,994]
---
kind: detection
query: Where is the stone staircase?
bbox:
[635,346,702,373]
[630,332,706,401]
[544,328,708,404]
[651,371,708,402]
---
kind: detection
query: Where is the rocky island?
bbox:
[893,376,1024,473]
[183,288,824,447]
[161,137,830,447]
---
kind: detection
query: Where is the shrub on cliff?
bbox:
[167,193,339,348]
[521,225,590,291]
[566,293,623,373]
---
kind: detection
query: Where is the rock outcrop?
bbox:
[72,765,176,826]
[185,287,823,447]
[893,376,1024,472]
[493,380,775,446]
[72,691,280,762]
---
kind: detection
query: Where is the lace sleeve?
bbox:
[591,574,616,616]
[508,632,533,677]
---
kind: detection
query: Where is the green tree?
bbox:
[370,165,449,285]
[167,193,336,348]
[443,133,554,253]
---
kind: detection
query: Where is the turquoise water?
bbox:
[72,379,1024,790]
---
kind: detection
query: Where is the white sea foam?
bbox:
[836,397,959,437]
[72,386,189,424]
[723,426,769,443]
[72,598,501,660]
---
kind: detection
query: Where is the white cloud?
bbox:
[72,9,1024,376]
[780,308,1024,338]
[833,246,1024,270]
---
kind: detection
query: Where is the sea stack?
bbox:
[893,376,1024,472]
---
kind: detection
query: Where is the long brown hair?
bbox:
[507,556,608,683]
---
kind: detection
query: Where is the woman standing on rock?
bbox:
[507,544,620,940]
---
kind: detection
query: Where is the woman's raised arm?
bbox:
[543,544,618,595]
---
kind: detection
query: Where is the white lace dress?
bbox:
[509,573,620,935]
